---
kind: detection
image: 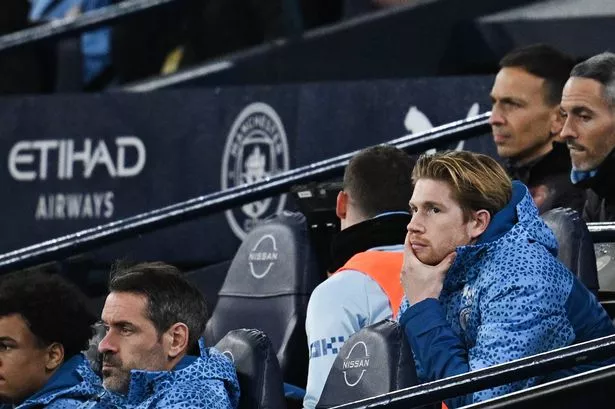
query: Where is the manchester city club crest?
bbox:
[221,102,290,239]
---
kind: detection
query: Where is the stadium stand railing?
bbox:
[588,222,615,243]
[0,0,544,87]
[0,0,183,53]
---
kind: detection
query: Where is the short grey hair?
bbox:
[570,52,615,107]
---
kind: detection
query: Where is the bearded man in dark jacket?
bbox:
[560,52,615,222]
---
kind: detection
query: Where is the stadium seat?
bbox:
[595,242,615,292]
[215,329,286,409]
[541,208,599,294]
[205,211,322,387]
[316,320,420,408]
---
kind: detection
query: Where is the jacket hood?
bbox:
[17,354,102,408]
[443,181,558,293]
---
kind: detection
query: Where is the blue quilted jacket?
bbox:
[95,340,240,409]
[398,181,615,408]
[0,354,102,409]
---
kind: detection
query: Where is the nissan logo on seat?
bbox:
[342,341,370,387]
[248,234,278,279]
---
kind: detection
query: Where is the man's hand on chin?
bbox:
[401,233,456,306]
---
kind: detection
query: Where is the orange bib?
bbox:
[335,251,404,318]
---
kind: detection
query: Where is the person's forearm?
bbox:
[400,299,471,407]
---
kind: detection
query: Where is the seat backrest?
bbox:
[595,242,615,291]
[541,207,599,294]
[215,329,286,409]
[316,320,419,409]
[206,211,322,387]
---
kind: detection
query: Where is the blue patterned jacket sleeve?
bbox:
[400,256,574,408]
[399,299,470,408]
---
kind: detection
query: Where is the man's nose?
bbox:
[559,117,577,142]
[489,106,505,126]
[407,215,424,234]
[98,331,116,354]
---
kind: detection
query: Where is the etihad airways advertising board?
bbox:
[0,76,494,264]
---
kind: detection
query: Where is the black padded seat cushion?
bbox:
[316,320,419,408]
[215,329,286,409]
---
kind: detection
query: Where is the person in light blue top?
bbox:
[398,151,614,408]
[0,270,102,408]
[94,262,240,409]
[303,146,415,409]
[29,0,111,84]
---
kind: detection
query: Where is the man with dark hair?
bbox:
[97,262,239,409]
[0,271,102,408]
[490,44,585,213]
[303,145,415,409]
[399,150,614,408]
[560,52,615,222]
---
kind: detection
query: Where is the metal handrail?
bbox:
[331,333,615,408]
[0,113,490,273]
[588,222,615,243]
[0,0,183,53]
[464,363,615,409]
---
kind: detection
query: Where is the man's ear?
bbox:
[165,323,189,359]
[469,209,491,240]
[45,343,64,372]
[336,191,347,220]
[550,104,565,136]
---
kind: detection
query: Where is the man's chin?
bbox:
[102,374,130,395]
[571,157,600,172]
[494,149,514,161]
[415,253,443,266]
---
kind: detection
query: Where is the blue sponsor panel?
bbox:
[0,76,494,265]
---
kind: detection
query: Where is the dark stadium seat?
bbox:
[215,329,286,409]
[205,212,322,387]
[316,320,420,409]
[185,259,232,318]
[541,208,599,294]
[595,242,615,292]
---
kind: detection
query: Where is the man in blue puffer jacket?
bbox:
[0,271,103,408]
[398,150,615,408]
[93,262,240,409]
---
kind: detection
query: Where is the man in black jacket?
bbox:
[560,52,615,222]
[490,44,585,214]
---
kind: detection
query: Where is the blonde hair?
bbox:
[412,151,512,220]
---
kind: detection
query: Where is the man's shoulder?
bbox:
[311,269,380,304]
[477,237,573,295]
[584,188,615,222]
[153,377,232,409]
